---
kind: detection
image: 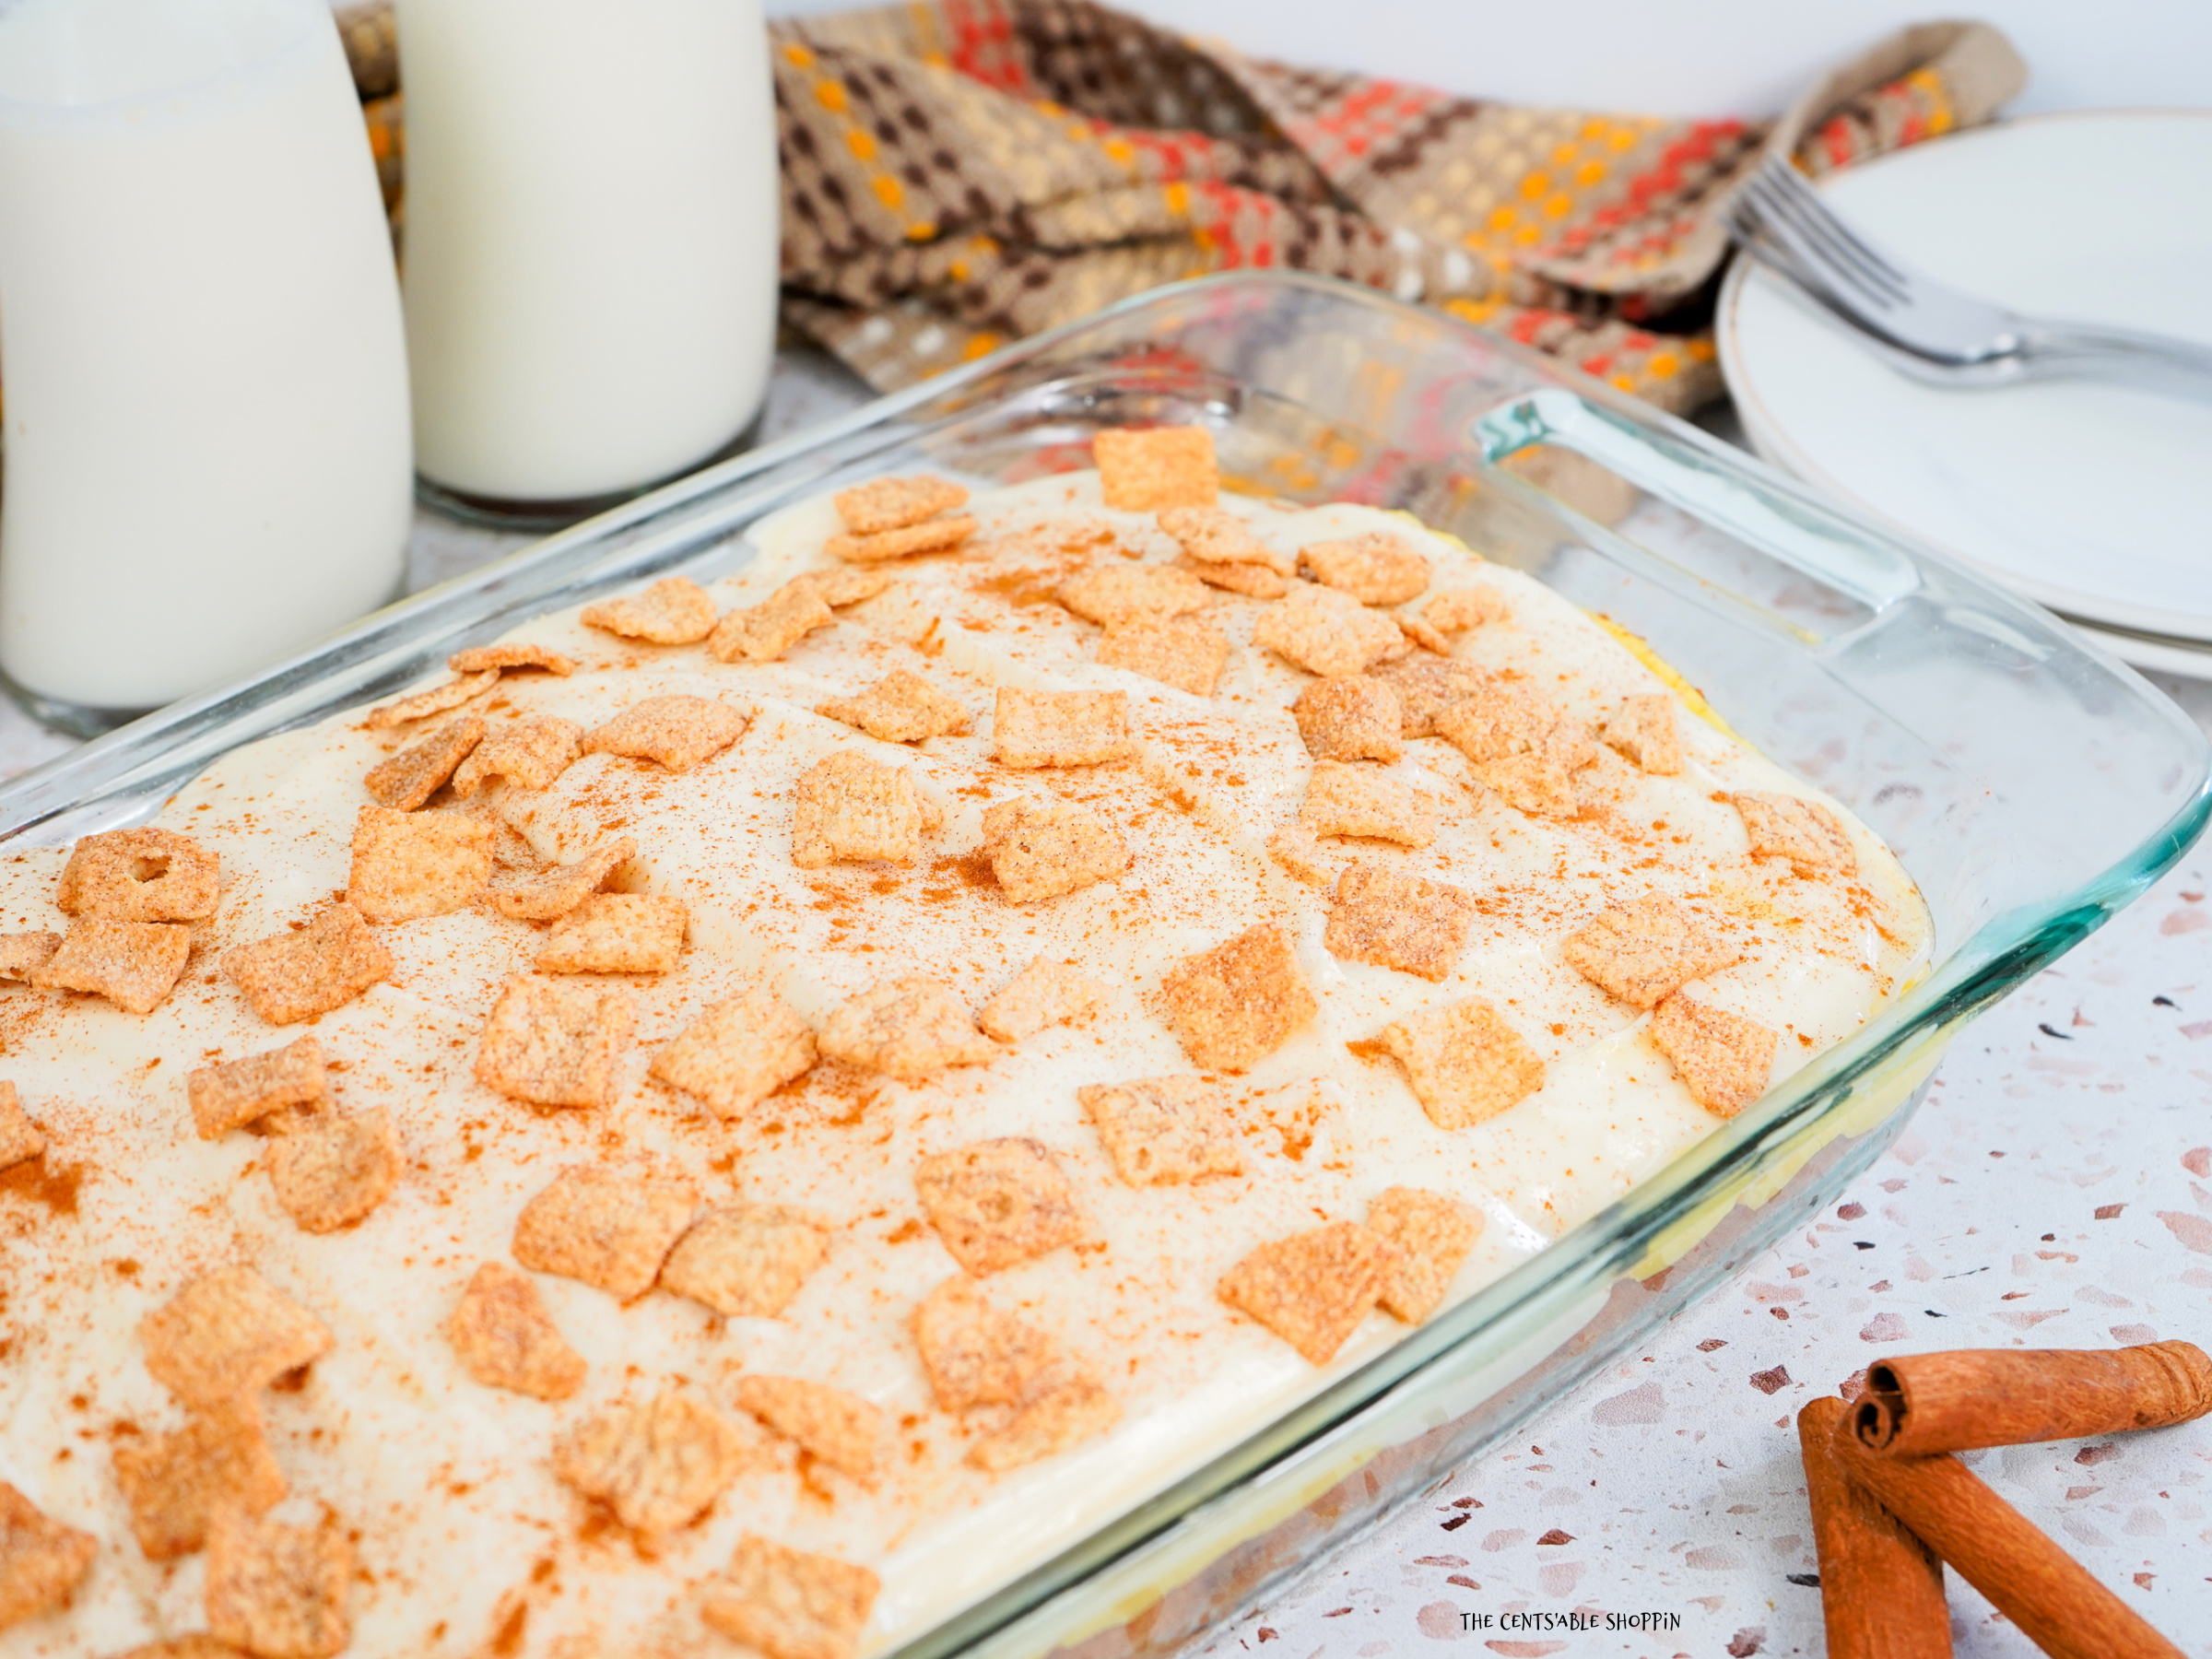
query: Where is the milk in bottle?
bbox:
[395,0,780,514]
[0,0,412,724]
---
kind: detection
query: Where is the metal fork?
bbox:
[1723,157,2212,396]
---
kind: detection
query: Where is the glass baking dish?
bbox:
[4,273,2205,1659]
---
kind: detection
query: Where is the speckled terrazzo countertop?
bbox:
[5,359,2210,1659]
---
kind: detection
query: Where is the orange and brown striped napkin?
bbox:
[340,3,2025,416]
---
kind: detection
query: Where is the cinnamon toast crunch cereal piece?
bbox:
[448,715,583,797]
[512,1164,697,1300]
[825,514,976,563]
[1324,861,1476,982]
[188,1037,326,1140]
[362,716,485,809]
[1179,555,1288,598]
[1648,993,1777,1117]
[1253,582,1405,677]
[735,1375,881,1482]
[915,1137,1084,1275]
[791,751,938,869]
[1731,791,1856,876]
[658,1204,830,1319]
[0,1082,44,1171]
[834,474,968,535]
[708,583,837,665]
[488,837,638,922]
[1055,561,1207,626]
[35,919,193,1015]
[1380,997,1545,1130]
[1159,923,1317,1072]
[0,932,61,982]
[967,1376,1119,1474]
[223,903,392,1026]
[991,687,1133,768]
[265,1108,397,1234]
[1363,1187,1480,1323]
[1299,530,1430,605]
[1097,615,1230,696]
[1559,894,1739,1008]
[909,1277,1059,1411]
[818,670,969,744]
[702,1535,880,1659]
[447,641,575,677]
[1600,693,1681,775]
[473,975,635,1108]
[787,566,893,609]
[819,978,994,1080]
[978,957,1105,1042]
[206,1508,352,1659]
[580,575,717,644]
[56,827,220,921]
[448,1262,586,1402]
[650,990,817,1119]
[1424,587,1509,632]
[0,1483,96,1631]
[113,1404,287,1561]
[1078,1076,1242,1187]
[110,1638,241,1658]
[1217,1221,1398,1365]
[1157,504,1291,575]
[346,805,493,922]
[1299,759,1437,846]
[584,693,748,772]
[141,1266,333,1411]
[1369,654,1491,737]
[1430,678,1595,767]
[1291,677,1404,762]
[1095,426,1217,512]
[534,892,688,975]
[365,669,499,729]
[1434,681,1597,818]
[979,796,1128,903]
[1265,824,1340,889]
[552,1390,753,1537]
[1398,612,1453,655]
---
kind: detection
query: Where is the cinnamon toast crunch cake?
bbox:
[0,427,1928,1657]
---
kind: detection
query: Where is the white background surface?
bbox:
[763,0,2212,120]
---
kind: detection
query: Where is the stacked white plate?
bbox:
[1718,110,2212,677]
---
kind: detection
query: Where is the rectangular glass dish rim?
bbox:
[3,270,2206,1659]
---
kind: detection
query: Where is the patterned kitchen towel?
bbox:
[762,6,2022,410]
[337,4,2023,415]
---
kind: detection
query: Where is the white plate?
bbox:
[2071,616,2212,679]
[1719,110,2212,655]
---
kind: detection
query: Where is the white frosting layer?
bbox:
[0,473,1928,1657]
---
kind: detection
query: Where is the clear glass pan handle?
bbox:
[1474,387,1922,614]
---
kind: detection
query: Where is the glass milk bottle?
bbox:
[395,0,780,521]
[0,0,412,730]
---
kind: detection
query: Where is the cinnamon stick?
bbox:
[1853,1342,2212,1456]
[1796,1398,1951,1659]
[1828,1418,2185,1659]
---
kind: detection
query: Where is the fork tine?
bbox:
[1750,165,1915,312]
[1728,207,1856,312]
[1740,169,1907,312]
[1749,178,1907,311]
[1759,159,1911,289]
[1731,175,1893,316]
